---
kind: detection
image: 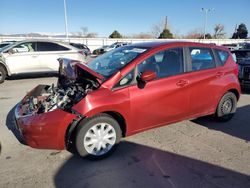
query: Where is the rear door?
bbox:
[128,47,190,132]
[185,46,220,116]
[36,42,71,72]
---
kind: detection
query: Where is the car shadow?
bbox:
[5,105,25,144]
[7,73,58,81]
[193,104,250,141]
[54,141,250,188]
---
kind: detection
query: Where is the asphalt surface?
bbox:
[0,76,250,188]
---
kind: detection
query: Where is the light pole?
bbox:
[63,0,69,39]
[201,8,214,39]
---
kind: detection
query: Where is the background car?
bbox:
[238,57,250,88]
[92,42,130,55]
[0,41,15,49]
[92,45,109,55]
[103,42,130,52]
[0,39,86,83]
[69,43,91,57]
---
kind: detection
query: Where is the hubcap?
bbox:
[221,98,233,115]
[83,123,116,156]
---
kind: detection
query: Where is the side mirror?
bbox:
[140,71,157,82]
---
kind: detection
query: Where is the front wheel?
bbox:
[75,114,122,159]
[215,92,237,122]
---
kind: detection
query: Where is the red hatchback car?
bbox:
[15,42,240,159]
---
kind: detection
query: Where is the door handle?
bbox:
[176,79,189,87]
[215,71,223,77]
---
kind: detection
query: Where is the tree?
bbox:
[131,32,154,39]
[158,29,173,39]
[109,30,122,38]
[80,27,88,37]
[85,32,98,38]
[232,23,248,39]
[151,20,165,38]
[204,33,212,39]
[214,24,226,39]
[185,28,203,39]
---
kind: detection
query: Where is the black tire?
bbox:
[215,92,237,122]
[75,113,122,160]
[0,65,7,84]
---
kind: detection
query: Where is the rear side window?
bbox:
[189,47,215,71]
[37,42,70,52]
[217,50,229,65]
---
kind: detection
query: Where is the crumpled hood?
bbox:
[58,58,105,85]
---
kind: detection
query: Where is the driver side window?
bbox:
[12,42,36,53]
[138,47,184,79]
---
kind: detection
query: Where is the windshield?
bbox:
[87,46,148,78]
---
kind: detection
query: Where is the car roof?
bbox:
[128,41,228,51]
[1,39,78,51]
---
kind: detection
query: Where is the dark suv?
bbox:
[232,49,250,88]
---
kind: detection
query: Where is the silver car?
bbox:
[0,39,86,83]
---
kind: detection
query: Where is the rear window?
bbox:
[217,50,229,65]
[189,47,215,71]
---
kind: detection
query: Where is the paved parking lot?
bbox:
[0,77,250,188]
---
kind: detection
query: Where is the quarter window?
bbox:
[114,69,135,88]
[138,48,184,79]
[217,50,229,66]
[189,47,215,71]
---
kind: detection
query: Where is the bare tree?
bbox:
[214,24,226,39]
[86,32,98,38]
[80,27,88,37]
[185,28,203,39]
[151,20,165,38]
[132,32,154,39]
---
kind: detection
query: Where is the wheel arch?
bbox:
[0,61,11,76]
[228,88,240,101]
[65,111,127,151]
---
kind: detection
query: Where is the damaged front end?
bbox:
[15,58,103,149]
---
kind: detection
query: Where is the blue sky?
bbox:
[0,0,249,37]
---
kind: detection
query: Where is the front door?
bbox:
[5,42,40,74]
[129,47,190,132]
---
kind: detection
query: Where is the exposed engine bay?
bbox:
[20,59,100,116]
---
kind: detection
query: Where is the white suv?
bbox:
[0,40,86,83]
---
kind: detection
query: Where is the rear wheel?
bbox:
[75,114,122,159]
[0,65,7,84]
[215,92,237,122]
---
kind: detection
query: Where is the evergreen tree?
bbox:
[109,30,122,38]
[158,29,173,39]
[232,23,248,39]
